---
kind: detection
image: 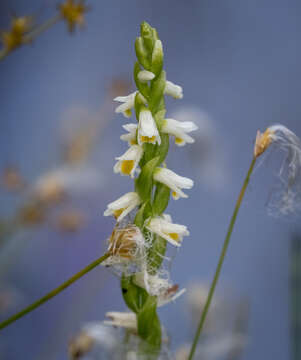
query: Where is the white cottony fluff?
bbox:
[262,124,301,216]
[134,271,186,307]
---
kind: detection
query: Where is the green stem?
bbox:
[188,156,257,360]
[0,14,62,62]
[0,252,110,331]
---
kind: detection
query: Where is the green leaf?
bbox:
[156,133,169,164]
[137,296,162,349]
[135,37,151,70]
[121,275,149,313]
[134,92,146,121]
[151,38,164,76]
[149,71,166,113]
[154,109,166,129]
[152,182,170,216]
[140,22,155,54]
[135,156,159,202]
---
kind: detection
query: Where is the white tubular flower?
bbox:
[162,118,198,146]
[104,311,137,332]
[113,145,143,178]
[145,214,189,247]
[104,192,141,221]
[137,70,155,82]
[164,80,183,99]
[153,167,193,199]
[120,123,138,146]
[138,108,161,145]
[114,91,137,118]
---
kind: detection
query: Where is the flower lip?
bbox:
[138,109,161,145]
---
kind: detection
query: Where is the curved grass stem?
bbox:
[0,252,110,331]
[188,156,257,360]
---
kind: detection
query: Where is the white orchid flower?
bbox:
[162,118,198,146]
[153,167,193,199]
[138,108,161,145]
[113,145,143,178]
[104,192,141,221]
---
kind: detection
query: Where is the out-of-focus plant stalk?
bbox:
[0,252,109,331]
[188,156,256,360]
[0,14,62,62]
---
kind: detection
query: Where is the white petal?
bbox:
[137,70,155,82]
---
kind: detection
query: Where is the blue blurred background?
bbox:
[1,0,301,359]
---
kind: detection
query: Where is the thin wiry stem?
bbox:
[23,14,62,44]
[0,252,110,331]
[0,14,62,62]
[188,156,257,360]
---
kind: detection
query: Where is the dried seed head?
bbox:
[254,128,274,158]
[255,125,301,216]
[107,225,145,261]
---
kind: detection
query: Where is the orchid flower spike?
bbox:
[162,118,198,146]
[104,192,141,222]
[153,167,194,199]
[114,145,143,178]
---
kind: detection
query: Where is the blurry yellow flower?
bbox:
[56,210,85,232]
[1,166,26,192]
[59,0,89,33]
[1,16,33,52]
[18,203,46,226]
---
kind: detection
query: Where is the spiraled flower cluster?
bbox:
[102,22,197,354]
